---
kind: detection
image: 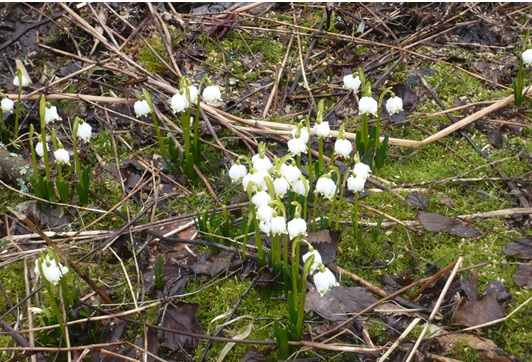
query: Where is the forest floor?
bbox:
[0,3,531,362]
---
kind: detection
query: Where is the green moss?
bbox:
[182,275,288,361]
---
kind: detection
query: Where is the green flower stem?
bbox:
[51,129,63,183]
[39,96,51,182]
[143,89,169,163]
[334,170,351,231]
[29,125,39,178]
[72,118,82,181]
[360,112,369,153]
[317,137,324,173]
[376,87,392,150]
[13,70,23,138]
[326,167,340,227]
[353,191,360,242]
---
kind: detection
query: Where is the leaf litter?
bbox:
[0,2,530,361]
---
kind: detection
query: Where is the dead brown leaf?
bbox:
[419,211,480,238]
[436,333,516,362]
[513,264,532,288]
[502,237,532,260]
[158,301,204,350]
[453,271,507,327]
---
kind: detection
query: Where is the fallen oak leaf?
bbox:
[419,211,480,238]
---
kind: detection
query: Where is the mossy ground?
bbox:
[0,3,530,361]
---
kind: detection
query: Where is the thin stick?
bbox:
[378,317,421,361]
[405,257,463,362]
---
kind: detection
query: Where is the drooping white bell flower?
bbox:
[302,249,322,272]
[359,96,378,116]
[292,177,309,196]
[522,48,532,65]
[54,148,70,165]
[187,84,199,103]
[343,74,361,92]
[246,169,271,192]
[259,220,271,235]
[270,215,287,235]
[291,127,309,143]
[251,191,271,208]
[314,121,331,138]
[287,217,307,239]
[202,85,222,104]
[1,97,14,113]
[353,162,371,180]
[229,163,247,183]
[386,96,403,115]
[251,154,273,172]
[34,256,69,285]
[13,74,30,87]
[35,141,48,157]
[347,175,366,192]
[281,164,301,184]
[171,92,189,113]
[287,137,307,155]
[313,267,339,297]
[316,176,336,201]
[256,205,274,222]
[44,105,61,124]
[334,138,352,158]
[134,99,151,117]
[273,177,290,196]
[76,121,92,143]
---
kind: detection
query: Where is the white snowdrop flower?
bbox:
[251,154,273,172]
[273,177,290,196]
[76,121,92,142]
[229,163,247,182]
[171,92,189,113]
[302,249,322,273]
[314,121,331,138]
[134,99,151,117]
[34,256,68,285]
[386,96,403,115]
[187,84,199,103]
[270,216,287,235]
[291,127,309,143]
[334,138,352,158]
[347,175,366,192]
[287,137,307,155]
[359,96,378,116]
[251,191,271,208]
[35,141,48,157]
[343,74,361,92]
[316,176,336,200]
[202,85,222,104]
[44,105,61,124]
[28,307,44,315]
[281,164,301,184]
[522,48,532,65]
[259,220,271,235]
[256,205,274,222]
[287,217,307,239]
[1,97,14,113]
[353,162,371,180]
[54,148,70,165]
[313,267,339,297]
[13,74,30,87]
[247,169,271,192]
[242,172,252,190]
[292,178,309,196]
